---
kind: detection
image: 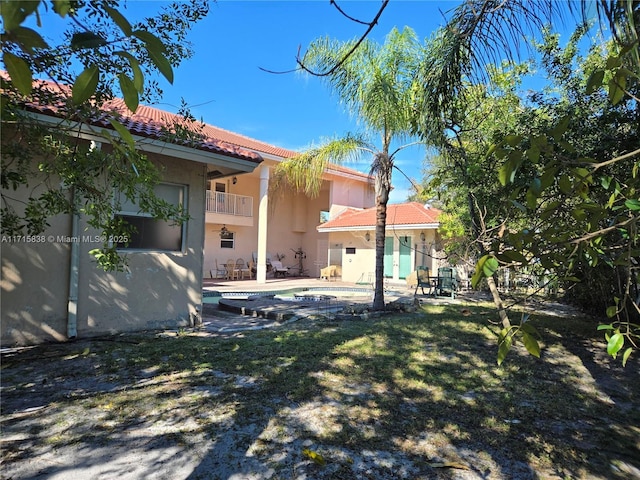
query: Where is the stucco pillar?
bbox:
[256,165,269,283]
[430,241,437,274]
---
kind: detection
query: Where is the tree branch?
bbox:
[259,0,389,76]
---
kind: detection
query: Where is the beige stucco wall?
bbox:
[202,162,369,280]
[328,175,375,218]
[321,228,440,284]
[1,150,206,346]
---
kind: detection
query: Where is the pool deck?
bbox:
[196,276,464,334]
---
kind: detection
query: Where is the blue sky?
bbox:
[31,1,587,203]
[158,1,453,203]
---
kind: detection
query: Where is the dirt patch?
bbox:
[1,301,638,480]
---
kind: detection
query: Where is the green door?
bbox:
[383,237,394,278]
[399,236,412,279]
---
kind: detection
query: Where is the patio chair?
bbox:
[320,265,337,281]
[252,252,273,268]
[270,260,289,278]
[236,258,251,280]
[225,258,238,280]
[211,259,227,279]
[414,266,434,296]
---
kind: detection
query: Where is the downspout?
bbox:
[68,140,101,339]
[67,199,79,339]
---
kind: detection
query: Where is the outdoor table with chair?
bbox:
[413,266,459,298]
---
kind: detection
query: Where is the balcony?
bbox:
[205,191,254,226]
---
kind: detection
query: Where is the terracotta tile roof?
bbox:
[3,72,372,181]
[3,74,261,164]
[318,202,441,231]
[188,118,371,182]
[104,100,263,162]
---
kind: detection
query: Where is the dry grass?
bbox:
[1,301,638,479]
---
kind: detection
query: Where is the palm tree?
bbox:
[274,27,424,310]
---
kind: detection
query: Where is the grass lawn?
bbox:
[1,300,638,479]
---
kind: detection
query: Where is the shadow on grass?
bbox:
[1,303,638,479]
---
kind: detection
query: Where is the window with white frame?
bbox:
[116,183,187,251]
[220,230,234,249]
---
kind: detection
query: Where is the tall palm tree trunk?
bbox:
[373,156,393,310]
[374,198,388,310]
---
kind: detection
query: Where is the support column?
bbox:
[256,165,269,283]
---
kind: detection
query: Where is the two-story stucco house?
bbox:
[1,77,378,345]
[193,126,376,282]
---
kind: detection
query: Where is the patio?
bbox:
[198,276,463,334]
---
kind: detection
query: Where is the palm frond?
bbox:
[303,27,421,143]
[416,1,561,129]
[273,134,372,198]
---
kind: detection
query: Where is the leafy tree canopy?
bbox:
[1,0,209,270]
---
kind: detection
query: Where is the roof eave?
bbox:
[318,222,440,233]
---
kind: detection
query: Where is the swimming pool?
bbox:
[202,286,374,304]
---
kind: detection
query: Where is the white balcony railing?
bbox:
[206,191,253,217]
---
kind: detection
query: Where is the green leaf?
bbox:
[71,31,107,50]
[520,323,538,335]
[571,208,586,221]
[486,142,498,158]
[605,306,618,318]
[530,134,548,149]
[3,52,32,96]
[114,51,144,92]
[504,134,523,147]
[510,199,527,213]
[521,332,541,358]
[72,65,100,104]
[145,45,174,84]
[586,69,604,94]
[497,329,512,366]
[597,324,615,331]
[622,347,632,367]
[605,55,622,69]
[118,74,139,113]
[558,175,573,194]
[558,140,575,153]
[482,256,499,277]
[625,199,640,211]
[104,5,132,36]
[525,146,540,163]
[498,159,516,186]
[8,26,49,53]
[607,333,624,357]
[1,1,40,31]
[52,0,72,17]
[502,250,528,264]
[132,30,166,52]
[608,75,626,105]
[108,119,136,149]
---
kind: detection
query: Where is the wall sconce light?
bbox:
[420,231,426,242]
[365,232,371,242]
[219,225,228,238]
[232,176,237,184]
